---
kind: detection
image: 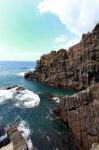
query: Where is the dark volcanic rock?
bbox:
[6,85,18,90]
[25,24,99,90]
[53,83,99,150]
[6,85,25,91]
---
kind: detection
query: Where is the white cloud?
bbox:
[38,0,99,36]
[65,38,80,49]
[54,35,67,43]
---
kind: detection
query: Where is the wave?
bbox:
[17,72,25,77]
[17,68,35,77]
[18,120,33,150]
[28,68,35,71]
[52,97,60,103]
[0,134,7,143]
[0,87,40,108]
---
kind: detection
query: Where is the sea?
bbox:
[0,61,77,150]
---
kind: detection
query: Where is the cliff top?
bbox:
[39,23,99,63]
[93,23,99,32]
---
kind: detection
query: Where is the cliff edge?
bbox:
[25,24,99,91]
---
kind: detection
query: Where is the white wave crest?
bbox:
[30,68,35,71]
[52,97,60,103]
[17,72,25,77]
[18,120,33,150]
[0,87,40,108]
[17,68,35,77]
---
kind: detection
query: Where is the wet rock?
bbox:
[6,85,25,91]
[53,83,99,150]
[24,71,34,79]
[7,125,28,150]
[16,86,25,91]
[6,85,18,90]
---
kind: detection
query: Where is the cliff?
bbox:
[24,24,99,150]
[54,83,99,150]
[25,24,99,91]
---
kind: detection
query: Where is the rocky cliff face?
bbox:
[25,24,99,91]
[54,83,99,150]
[25,24,99,150]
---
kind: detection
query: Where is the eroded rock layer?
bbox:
[25,24,99,90]
[54,83,99,150]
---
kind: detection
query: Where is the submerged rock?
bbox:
[6,85,25,91]
[25,24,99,91]
[6,85,18,90]
[53,83,99,150]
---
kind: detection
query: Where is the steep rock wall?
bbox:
[25,24,99,90]
[54,83,99,150]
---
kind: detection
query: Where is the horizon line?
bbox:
[0,60,37,62]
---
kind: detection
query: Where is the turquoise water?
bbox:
[0,61,77,150]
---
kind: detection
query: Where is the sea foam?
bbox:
[18,120,33,150]
[0,87,40,108]
[17,72,25,77]
[52,97,60,103]
[17,68,35,77]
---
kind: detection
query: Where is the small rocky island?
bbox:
[25,24,99,150]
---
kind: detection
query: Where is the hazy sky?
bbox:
[0,0,99,61]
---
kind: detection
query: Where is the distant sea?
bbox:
[0,61,77,150]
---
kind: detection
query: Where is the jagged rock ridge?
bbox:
[25,24,99,90]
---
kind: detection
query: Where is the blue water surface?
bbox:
[0,61,77,150]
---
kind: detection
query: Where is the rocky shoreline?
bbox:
[25,24,99,150]
[54,83,99,150]
[0,125,28,150]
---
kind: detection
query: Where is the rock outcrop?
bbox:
[25,24,99,91]
[0,126,28,150]
[53,83,99,150]
[7,125,28,150]
[90,143,99,150]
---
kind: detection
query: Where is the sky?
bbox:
[0,0,99,61]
